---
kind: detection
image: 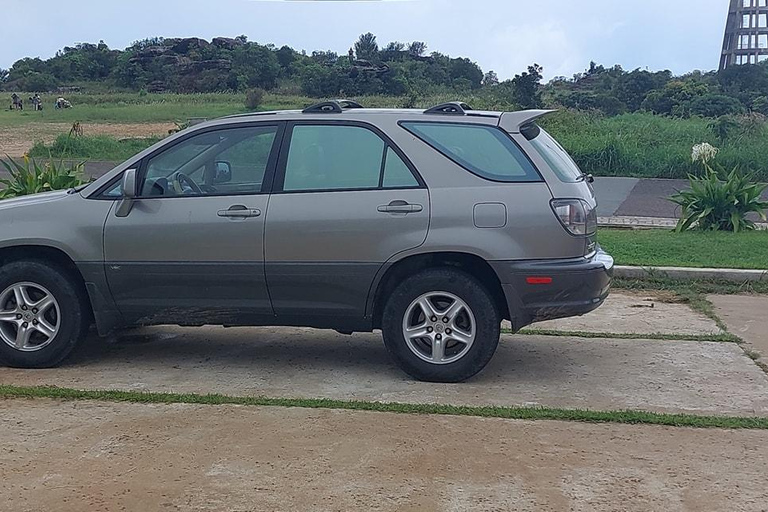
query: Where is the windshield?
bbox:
[528,127,583,183]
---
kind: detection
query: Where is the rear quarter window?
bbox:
[527,127,584,183]
[401,122,541,183]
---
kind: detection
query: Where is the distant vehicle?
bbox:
[0,100,613,382]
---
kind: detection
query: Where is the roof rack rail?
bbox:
[424,101,473,115]
[302,99,364,114]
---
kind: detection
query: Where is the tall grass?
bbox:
[28,134,161,161]
[541,110,768,180]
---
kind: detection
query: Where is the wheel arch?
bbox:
[0,244,99,328]
[369,251,513,330]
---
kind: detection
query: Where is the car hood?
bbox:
[0,190,71,211]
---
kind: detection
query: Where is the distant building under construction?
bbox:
[720,0,768,70]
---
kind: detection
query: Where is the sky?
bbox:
[0,0,730,80]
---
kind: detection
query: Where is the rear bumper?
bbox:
[490,250,614,330]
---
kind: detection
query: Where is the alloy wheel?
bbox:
[0,282,61,352]
[402,291,476,365]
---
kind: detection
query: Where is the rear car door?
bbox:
[264,121,429,326]
[103,123,284,325]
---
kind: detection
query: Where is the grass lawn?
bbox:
[0,92,409,127]
[599,228,768,270]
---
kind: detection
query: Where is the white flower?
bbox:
[692,143,719,164]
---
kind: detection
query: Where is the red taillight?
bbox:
[526,277,553,285]
[551,199,596,236]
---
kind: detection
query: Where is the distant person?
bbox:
[10,93,23,110]
[30,94,42,111]
[55,97,72,109]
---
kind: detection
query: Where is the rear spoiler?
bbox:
[498,109,557,133]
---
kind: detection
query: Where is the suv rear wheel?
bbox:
[0,261,89,368]
[382,268,500,383]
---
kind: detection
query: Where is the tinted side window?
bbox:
[383,147,419,188]
[284,125,385,192]
[140,126,277,197]
[401,122,540,183]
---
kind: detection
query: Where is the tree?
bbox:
[449,58,483,89]
[310,50,338,65]
[354,33,379,61]
[482,70,499,86]
[0,68,8,84]
[511,64,544,109]
[407,41,428,57]
[20,72,58,92]
[718,63,768,107]
[688,94,744,118]
[276,45,296,72]
[381,42,406,62]
[613,69,671,112]
[641,80,709,116]
[231,43,281,90]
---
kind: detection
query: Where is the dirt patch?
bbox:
[0,122,174,157]
[1,399,767,511]
[1,329,766,416]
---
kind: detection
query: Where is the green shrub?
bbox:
[0,156,87,199]
[245,88,266,110]
[688,94,744,118]
[708,115,740,143]
[670,166,768,232]
[28,134,160,161]
[752,96,768,115]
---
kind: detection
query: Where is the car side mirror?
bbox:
[122,169,138,198]
[214,161,232,184]
[115,169,138,217]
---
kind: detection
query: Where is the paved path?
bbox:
[593,176,768,219]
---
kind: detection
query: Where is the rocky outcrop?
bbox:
[212,37,243,50]
[170,37,210,54]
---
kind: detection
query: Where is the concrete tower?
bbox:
[720,0,768,70]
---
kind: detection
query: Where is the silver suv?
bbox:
[0,100,613,382]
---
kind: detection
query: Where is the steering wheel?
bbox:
[171,172,203,195]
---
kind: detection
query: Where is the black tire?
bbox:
[382,268,500,383]
[0,261,90,368]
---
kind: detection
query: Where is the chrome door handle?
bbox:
[377,201,423,214]
[218,205,262,218]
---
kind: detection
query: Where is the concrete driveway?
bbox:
[2,292,767,511]
[3,400,768,512]
[1,327,766,417]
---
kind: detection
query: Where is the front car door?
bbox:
[103,122,284,326]
[264,121,430,329]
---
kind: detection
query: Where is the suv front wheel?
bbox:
[0,261,90,368]
[382,268,500,383]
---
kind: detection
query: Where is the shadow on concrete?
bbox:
[65,327,565,386]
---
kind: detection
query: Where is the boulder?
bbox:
[171,37,211,54]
